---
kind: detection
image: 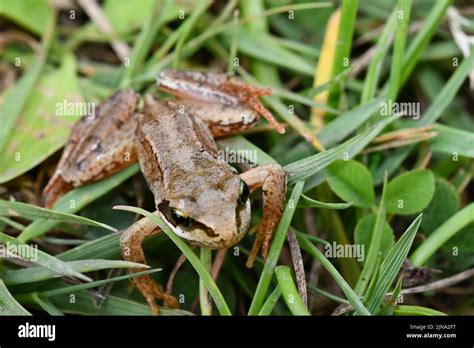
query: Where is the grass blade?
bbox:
[3,259,150,285]
[318,98,383,147]
[0,279,31,315]
[38,269,161,298]
[296,232,370,315]
[247,180,304,315]
[274,265,310,315]
[429,124,474,158]
[361,9,397,103]
[58,232,167,262]
[33,295,64,316]
[173,0,212,68]
[400,0,452,87]
[310,7,340,127]
[411,203,474,267]
[365,215,422,313]
[0,232,92,282]
[355,174,388,295]
[327,0,358,108]
[0,199,116,232]
[298,194,353,210]
[47,290,190,316]
[199,248,212,315]
[119,0,171,87]
[374,53,474,183]
[257,286,281,316]
[18,164,139,242]
[385,0,411,102]
[394,305,446,316]
[285,125,379,184]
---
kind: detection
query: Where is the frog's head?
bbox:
[158,171,251,249]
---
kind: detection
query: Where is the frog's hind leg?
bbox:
[174,100,260,138]
[42,89,140,208]
[240,164,287,268]
[120,215,178,314]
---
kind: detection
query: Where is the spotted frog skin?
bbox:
[43,70,287,314]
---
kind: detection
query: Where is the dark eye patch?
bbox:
[158,200,217,237]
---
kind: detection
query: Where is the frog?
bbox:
[43,70,287,314]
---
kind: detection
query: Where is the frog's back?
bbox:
[136,95,236,205]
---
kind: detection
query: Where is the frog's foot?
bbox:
[220,78,285,134]
[240,164,287,268]
[120,215,178,315]
[133,274,179,315]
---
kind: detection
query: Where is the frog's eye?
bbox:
[238,180,249,204]
[171,208,194,229]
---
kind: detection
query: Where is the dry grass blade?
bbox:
[287,228,308,308]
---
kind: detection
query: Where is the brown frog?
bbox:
[43,70,287,314]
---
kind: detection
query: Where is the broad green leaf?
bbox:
[0,10,55,156]
[0,199,116,232]
[326,160,375,208]
[365,215,422,313]
[385,170,435,215]
[421,177,460,234]
[0,54,83,183]
[3,259,149,285]
[0,0,52,35]
[354,213,395,262]
[0,279,31,315]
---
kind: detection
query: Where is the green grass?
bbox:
[0,0,473,317]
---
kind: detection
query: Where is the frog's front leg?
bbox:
[240,164,287,268]
[120,215,178,314]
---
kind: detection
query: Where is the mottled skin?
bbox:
[43,70,287,314]
[43,89,140,208]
